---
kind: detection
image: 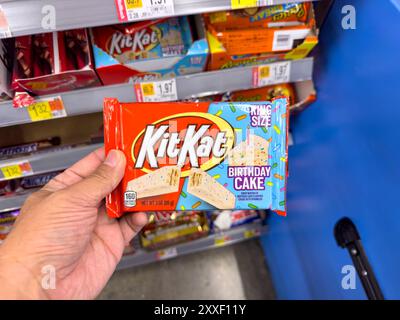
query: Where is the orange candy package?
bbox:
[204,3,311,30]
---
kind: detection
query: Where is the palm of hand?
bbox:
[0,149,147,299]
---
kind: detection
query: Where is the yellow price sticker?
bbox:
[157,247,177,260]
[214,236,226,246]
[259,66,270,78]
[231,0,258,9]
[1,164,23,180]
[244,230,257,239]
[126,0,143,9]
[142,83,155,96]
[27,101,53,122]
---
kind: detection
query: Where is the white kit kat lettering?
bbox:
[109,28,159,55]
[135,124,228,168]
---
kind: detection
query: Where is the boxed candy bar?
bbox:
[0,38,13,101]
[204,2,311,30]
[205,3,318,70]
[90,17,209,85]
[104,98,289,218]
[223,83,296,106]
[12,29,100,96]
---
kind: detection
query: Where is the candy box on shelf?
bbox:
[90,17,209,85]
[203,2,312,30]
[224,83,297,106]
[103,98,289,218]
[140,211,209,250]
[205,3,318,70]
[11,29,100,96]
[0,38,13,101]
[224,80,316,113]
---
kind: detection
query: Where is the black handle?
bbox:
[334,217,384,300]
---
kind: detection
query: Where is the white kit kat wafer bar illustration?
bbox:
[187,168,236,209]
[127,166,181,199]
[228,134,270,166]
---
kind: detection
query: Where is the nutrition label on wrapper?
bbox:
[115,0,175,22]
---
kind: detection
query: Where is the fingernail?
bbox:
[104,150,119,167]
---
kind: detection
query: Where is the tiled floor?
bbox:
[98,239,275,300]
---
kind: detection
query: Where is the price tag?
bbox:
[0,5,11,38]
[156,247,177,260]
[244,229,260,239]
[231,0,274,9]
[214,236,226,246]
[134,78,178,102]
[115,0,175,22]
[252,61,291,87]
[27,97,66,122]
[214,235,231,247]
[0,161,33,180]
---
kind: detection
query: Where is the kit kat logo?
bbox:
[131,113,235,177]
[107,26,162,56]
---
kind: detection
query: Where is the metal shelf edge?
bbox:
[0,143,103,182]
[1,0,317,39]
[0,57,314,128]
[117,222,268,270]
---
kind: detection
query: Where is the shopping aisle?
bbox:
[99,240,275,300]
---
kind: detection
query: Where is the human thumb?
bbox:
[65,149,126,207]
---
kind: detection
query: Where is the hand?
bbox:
[0,148,147,300]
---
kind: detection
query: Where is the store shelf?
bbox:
[0,57,313,128]
[0,192,29,213]
[1,0,316,39]
[0,143,102,182]
[117,222,268,270]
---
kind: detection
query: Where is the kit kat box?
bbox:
[103,99,289,218]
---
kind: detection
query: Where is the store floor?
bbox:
[98,239,275,300]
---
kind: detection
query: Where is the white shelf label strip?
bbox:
[134,78,178,102]
[116,0,175,22]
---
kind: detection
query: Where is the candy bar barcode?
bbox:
[276,35,290,48]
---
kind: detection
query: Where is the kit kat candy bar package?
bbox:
[103,99,289,218]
